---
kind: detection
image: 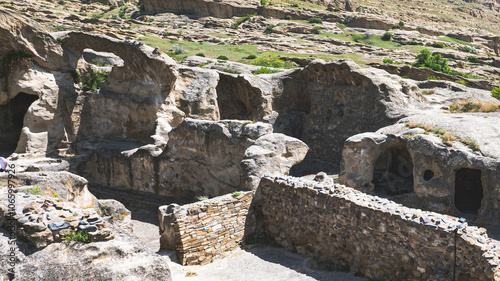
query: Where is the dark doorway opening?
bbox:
[455,168,483,214]
[0,93,38,157]
[215,74,261,121]
[372,147,414,197]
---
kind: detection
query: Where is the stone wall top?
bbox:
[259,175,500,280]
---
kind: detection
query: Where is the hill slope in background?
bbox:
[349,0,500,34]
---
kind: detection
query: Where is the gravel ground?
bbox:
[130,208,367,281]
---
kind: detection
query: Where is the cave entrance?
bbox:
[454,168,483,214]
[0,93,38,157]
[216,74,259,121]
[372,147,414,197]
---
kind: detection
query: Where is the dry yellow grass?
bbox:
[449,101,500,113]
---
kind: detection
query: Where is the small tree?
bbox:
[311,26,321,34]
[413,49,450,74]
[381,32,392,41]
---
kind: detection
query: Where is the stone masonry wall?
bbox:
[258,176,500,280]
[159,191,253,265]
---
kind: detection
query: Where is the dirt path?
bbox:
[130,208,367,281]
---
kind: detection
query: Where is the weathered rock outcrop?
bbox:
[241,133,308,190]
[340,110,500,224]
[82,118,309,200]
[82,119,270,200]
[216,73,275,122]
[0,227,172,281]
[143,0,259,18]
[1,171,98,209]
[345,15,399,30]
[272,59,423,174]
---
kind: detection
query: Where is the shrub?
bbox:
[291,3,299,7]
[264,24,276,34]
[260,0,267,5]
[421,90,436,95]
[118,7,129,19]
[392,20,404,29]
[467,56,479,63]
[455,79,467,86]
[58,0,65,4]
[426,76,439,80]
[82,70,109,92]
[254,67,280,75]
[352,34,363,43]
[231,14,255,29]
[308,17,323,24]
[221,67,239,74]
[341,16,350,25]
[64,231,90,243]
[492,87,500,100]
[2,51,32,90]
[413,49,450,74]
[92,13,104,19]
[172,44,183,54]
[311,26,321,34]
[27,186,44,196]
[232,191,241,198]
[196,196,208,201]
[284,15,291,20]
[245,54,257,60]
[381,32,392,41]
[52,25,66,31]
[463,46,479,54]
[249,55,285,68]
[217,55,229,60]
[53,193,59,198]
[462,138,480,151]
[432,41,444,48]
[382,58,394,64]
[195,53,205,57]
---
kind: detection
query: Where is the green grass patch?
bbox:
[437,36,472,46]
[254,67,281,75]
[64,231,90,243]
[27,186,44,196]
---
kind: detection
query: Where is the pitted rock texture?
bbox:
[0,227,172,281]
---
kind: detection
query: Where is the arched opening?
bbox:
[0,93,39,157]
[372,146,414,197]
[215,74,261,121]
[454,168,483,214]
[82,49,124,67]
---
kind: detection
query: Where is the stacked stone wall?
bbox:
[159,191,253,265]
[258,176,500,280]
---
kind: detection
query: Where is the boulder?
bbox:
[241,133,309,190]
